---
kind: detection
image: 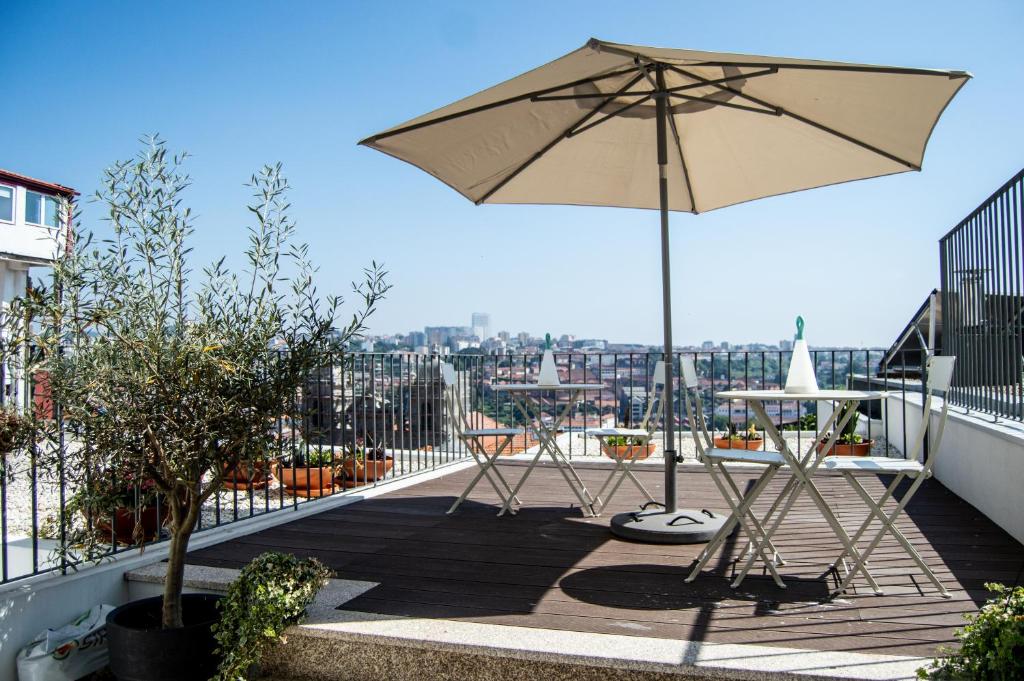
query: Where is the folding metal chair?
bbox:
[823,355,956,598]
[679,357,790,588]
[588,361,665,515]
[441,363,525,515]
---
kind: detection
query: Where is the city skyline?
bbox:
[4,2,1022,347]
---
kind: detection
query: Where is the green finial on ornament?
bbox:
[545,333,552,350]
[795,316,805,341]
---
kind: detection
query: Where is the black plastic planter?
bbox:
[106,593,223,681]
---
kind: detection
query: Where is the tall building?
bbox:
[471,312,490,340]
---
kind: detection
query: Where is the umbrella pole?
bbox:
[608,64,727,544]
[655,70,678,515]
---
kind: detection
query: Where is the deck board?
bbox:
[188,460,1024,658]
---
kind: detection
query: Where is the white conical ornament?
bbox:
[538,349,560,386]
[784,316,819,394]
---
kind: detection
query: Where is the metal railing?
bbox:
[0,348,917,586]
[940,167,1024,420]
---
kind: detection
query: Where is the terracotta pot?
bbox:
[276,464,335,497]
[713,437,765,451]
[338,456,394,485]
[95,503,169,544]
[221,459,273,491]
[601,443,655,460]
[818,439,874,456]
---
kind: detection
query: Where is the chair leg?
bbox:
[832,472,949,598]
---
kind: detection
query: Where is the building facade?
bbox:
[0,169,75,407]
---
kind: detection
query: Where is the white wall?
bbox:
[888,392,1024,545]
[0,184,64,262]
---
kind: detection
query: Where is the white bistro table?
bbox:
[491,383,604,517]
[715,389,888,590]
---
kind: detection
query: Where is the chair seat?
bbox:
[463,428,525,437]
[704,447,786,465]
[821,456,927,476]
[589,428,650,438]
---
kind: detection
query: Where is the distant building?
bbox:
[701,340,714,351]
[780,339,793,351]
[471,312,490,341]
[1,169,76,408]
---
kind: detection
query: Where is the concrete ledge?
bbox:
[153,565,928,681]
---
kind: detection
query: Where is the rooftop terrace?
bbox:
[186,459,1024,680]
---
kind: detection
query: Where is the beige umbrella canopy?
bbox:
[361,38,968,213]
[360,39,968,542]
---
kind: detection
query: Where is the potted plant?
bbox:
[714,423,764,450]
[0,404,33,475]
[818,403,873,456]
[14,139,389,681]
[73,468,168,545]
[600,435,655,460]
[338,439,394,486]
[277,445,338,497]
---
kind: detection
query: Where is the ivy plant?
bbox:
[212,551,332,681]
[917,582,1024,680]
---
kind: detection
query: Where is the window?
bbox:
[25,191,60,228]
[0,185,13,223]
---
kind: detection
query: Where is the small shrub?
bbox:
[212,551,331,681]
[917,582,1024,680]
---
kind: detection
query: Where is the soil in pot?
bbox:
[276,464,335,497]
[601,443,655,460]
[712,437,765,451]
[106,593,223,681]
[818,439,874,456]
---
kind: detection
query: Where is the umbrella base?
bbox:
[609,507,729,544]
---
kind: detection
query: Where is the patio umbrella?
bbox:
[359,39,969,543]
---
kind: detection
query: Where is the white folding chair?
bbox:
[680,357,790,588]
[588,361,665,515]
[823,355,956,598]
[441,363,525,515]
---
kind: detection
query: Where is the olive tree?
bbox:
[17,137,388,628]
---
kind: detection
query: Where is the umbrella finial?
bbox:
[795,316,805,341]
[545,333,552,350]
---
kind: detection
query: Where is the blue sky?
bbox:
[4,1,1023,347]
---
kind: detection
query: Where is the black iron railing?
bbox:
[0,348,918,586]
[940,167,1024,420]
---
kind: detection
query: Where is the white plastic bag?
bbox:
[16,604,115,681]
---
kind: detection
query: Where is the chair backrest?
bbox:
[636,360,666,434]
[679,356,713,455]
[440,362,472,437]
[905,355,956,468]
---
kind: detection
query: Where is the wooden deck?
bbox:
[188,460,1024,659]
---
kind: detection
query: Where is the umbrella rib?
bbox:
[532,67,778,101]
[475,71,649,204]
[666,109,697,214]
[667,92,780,116]
[687,61,969,78]
[666,65,920,170]
[360,66,641,144]
[566,93,653,138]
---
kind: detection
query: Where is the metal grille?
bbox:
[940,167,1024,420]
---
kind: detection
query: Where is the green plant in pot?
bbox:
[819,403,872,456]
[68,462,167,546]
[714,422,764,451]
[339,438,393,485]
[12,138,389,681]
[600,434,655,460]
[277,444,340,497]
[917,582,1024,679]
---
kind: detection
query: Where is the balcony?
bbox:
[4,348,1022,680]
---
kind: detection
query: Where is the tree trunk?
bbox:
[161,494,200,629]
